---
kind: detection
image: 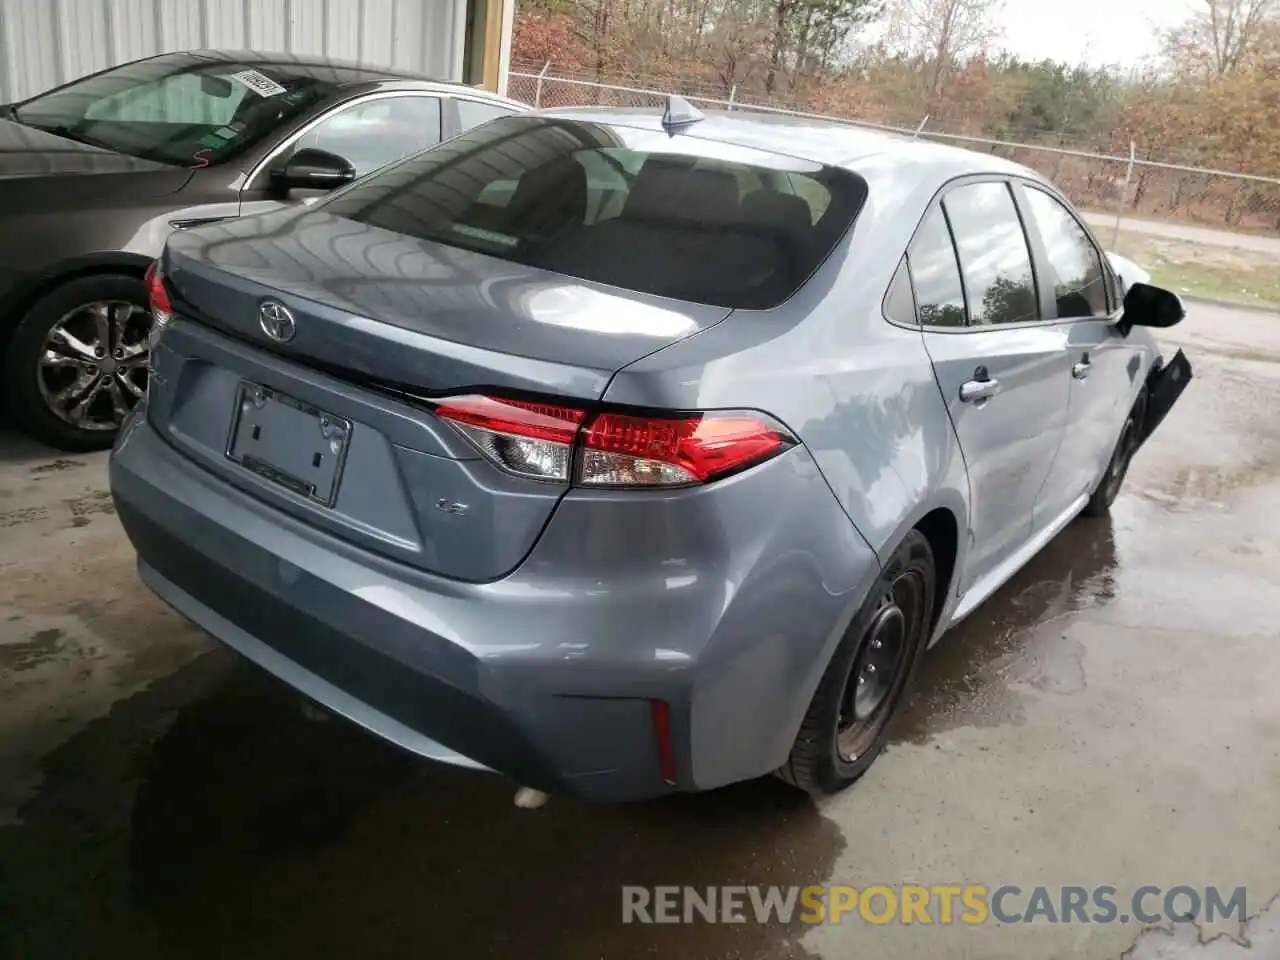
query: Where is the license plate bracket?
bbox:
[226,382,352,507]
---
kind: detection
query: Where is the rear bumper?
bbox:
[111,413,878,801]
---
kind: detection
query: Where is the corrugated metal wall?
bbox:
[0,0,469,104]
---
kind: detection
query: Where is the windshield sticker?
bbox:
[227,69,287,98]
[213,126,238,140]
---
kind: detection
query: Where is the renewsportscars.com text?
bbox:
[621,884,1248,926]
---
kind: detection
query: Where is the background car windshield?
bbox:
[11,54,338,167]
[320,116,868,310]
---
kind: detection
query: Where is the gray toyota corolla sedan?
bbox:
[0,50,524,451]
[109,103,1191,802]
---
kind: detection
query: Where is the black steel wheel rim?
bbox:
[836,568,928,762]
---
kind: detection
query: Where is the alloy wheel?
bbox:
[36,300,150,432]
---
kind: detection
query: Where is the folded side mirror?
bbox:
[271,147,357,194]
[1118,282,1185,336]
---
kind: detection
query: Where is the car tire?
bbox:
[777,529,935,795]
[3,274,151,452]
[1082,390,1147,518]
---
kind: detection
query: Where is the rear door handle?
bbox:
[1072,358,1093,380]
[959,378,1001,403]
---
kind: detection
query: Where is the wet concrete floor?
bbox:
[2,301,1279,959]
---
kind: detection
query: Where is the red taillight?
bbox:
[144,261,174,351]
[435,395,585,444]
[145,261,173,315]
[582,411,787,486]
[434,393,792,487]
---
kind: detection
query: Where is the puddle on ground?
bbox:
[892,354,1280,748]
[0,627,67,673]
[891,518,1120,744]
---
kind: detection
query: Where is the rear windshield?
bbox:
[319,116,868,309]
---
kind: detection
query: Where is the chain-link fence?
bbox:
[508,67,1280,240]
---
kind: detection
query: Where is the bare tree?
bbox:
[569,0,615,82]
[709,0,770,94]
[764,0,801,93]
[763,0,881,92]
[1163,0,1280,79]
[886,0,1003,97]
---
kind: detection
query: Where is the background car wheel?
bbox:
[3,274,151,452]
[777,529,935,795]
[1083,390,1147,518]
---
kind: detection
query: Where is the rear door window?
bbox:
[319,116,868,310]
[943,182,1040,326]
[295,96,442,177]
[1023,187,1110,318]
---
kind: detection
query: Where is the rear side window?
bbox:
[319,116,868,310]
[908,207,967,328]
[943,182,1039,326]
[883,257,917,326]
[456,98,516,132]
[1023,187,1109,318]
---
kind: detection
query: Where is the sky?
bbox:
[998,0,1194,69]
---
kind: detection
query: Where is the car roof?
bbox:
[178,50,520,103]
[179,49,436,83]
[538,105,1037,179]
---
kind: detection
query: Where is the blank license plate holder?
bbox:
[225,382,351,507]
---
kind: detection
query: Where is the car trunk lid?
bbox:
[163,207,728,398]
[148,210,728,582]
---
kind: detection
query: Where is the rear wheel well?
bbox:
[2,262,150,343]
[914,508,958,634]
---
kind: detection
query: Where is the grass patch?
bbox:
[1111,233,1280,309]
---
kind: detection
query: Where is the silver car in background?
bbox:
[110,105,1191,801]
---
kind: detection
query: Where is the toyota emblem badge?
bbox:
[259,300,297,343]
